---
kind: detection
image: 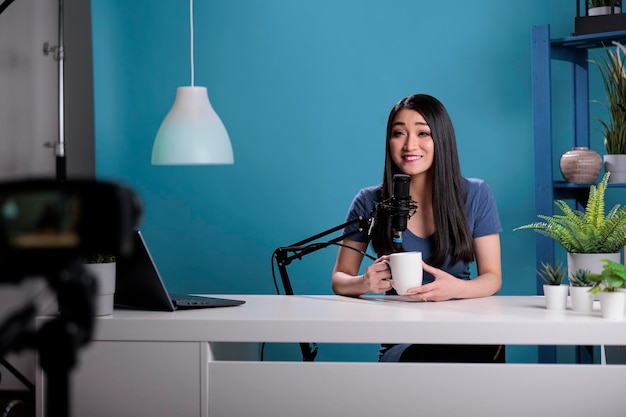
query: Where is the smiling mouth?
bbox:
[403,155,422,161]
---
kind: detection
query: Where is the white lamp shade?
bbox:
[152,86,234,165]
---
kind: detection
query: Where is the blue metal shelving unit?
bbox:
[531,24,626,363]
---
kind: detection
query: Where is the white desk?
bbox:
[36,295,626,417]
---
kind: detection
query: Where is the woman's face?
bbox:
[389,108,435,176]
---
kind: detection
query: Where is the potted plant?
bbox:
[590,41,626,182]
[538,261,568,310]
[86,253,116,264]
[576,0,626,35]
[84,253,117,316]
[569,268,595,312]
[589,258,626,318]
[588,0,622,16]
[514,172,626,276]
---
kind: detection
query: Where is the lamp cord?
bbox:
[189,0,195,86]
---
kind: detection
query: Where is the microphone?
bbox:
[390,174,412,251]
[366,174,417,248]
[391,174,411,232]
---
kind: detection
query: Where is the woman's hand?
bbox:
[361,255,393,294]
[403,262,466,302]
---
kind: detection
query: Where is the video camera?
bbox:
[0,178,142,417]
[0,178,142,278]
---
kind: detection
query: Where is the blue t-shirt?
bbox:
[343,177,501,284]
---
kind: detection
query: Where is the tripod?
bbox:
[0,260,96,417]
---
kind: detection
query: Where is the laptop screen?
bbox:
[114,230,245,311]
[114,230,177,311]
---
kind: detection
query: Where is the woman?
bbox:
[331,94,503,362]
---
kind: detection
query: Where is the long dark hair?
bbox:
[371,94,474,267]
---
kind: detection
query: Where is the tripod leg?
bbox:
[45,368,70,417]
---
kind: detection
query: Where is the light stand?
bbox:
[42,0,67,181]
[0,0,67,180]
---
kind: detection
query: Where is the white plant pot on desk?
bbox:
[84,262,116,316]
[543,284,568,310]
[569,286,594,313]
[599,291,626,320]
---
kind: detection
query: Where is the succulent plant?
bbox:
[569,268,593,287]
[538,261,567,286]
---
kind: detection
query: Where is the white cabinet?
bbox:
[39,341,207,417]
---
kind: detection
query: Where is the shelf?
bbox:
[553,29,626,49]
[551,181,626,201]
[530,25,626,364]
[553,181,626,188]
[574,13,626,37]
[531,24,626,299]
[553,181,597,188]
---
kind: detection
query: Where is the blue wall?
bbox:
[91,0,577,361]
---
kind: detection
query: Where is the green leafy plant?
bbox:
[589,41,626,155]
[85,253,116,264]
[588,258,626,293]
[569,268,593,287]
[537,261,566,286]
[514,172,626,253]
[589,0,622,7]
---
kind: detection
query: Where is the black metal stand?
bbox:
[0,260,96,417]
[272,216,371,361]
[273,216,371,296]
[0,0,17,16]
[271,180,416,361]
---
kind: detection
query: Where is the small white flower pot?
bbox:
[588,6,622,16]
[570,286,594,313]
[543,284,569,310]
[84,262,116,316]
[599,291,626,320]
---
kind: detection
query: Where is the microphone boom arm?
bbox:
[273,216,370,296]
[272,215,371,362]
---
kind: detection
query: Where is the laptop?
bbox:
[114,230,245,311]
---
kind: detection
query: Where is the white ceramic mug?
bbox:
[384,252,423,295]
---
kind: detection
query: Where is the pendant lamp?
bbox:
[151,0,234,165]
